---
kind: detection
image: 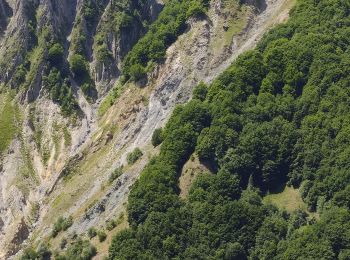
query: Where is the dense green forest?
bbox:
[108,0,350,259]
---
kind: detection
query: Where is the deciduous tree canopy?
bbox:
[109,0,350,259]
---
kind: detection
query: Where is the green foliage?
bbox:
[189,170,241,203]
[122,0,210,81]
[1,2,79,115]
[186,0,207,18]
[70,54,88,78]
[21,244,51,260]
[192,81,208,101]
[87,227,97,239]
[126,148,143,165]
[98,80,125,116]
[96,44,113,63]
[57,238,96,260]
[108,166,123,183]
[69,54,96,99]
[98,230,107,242]
[51,216,73,238]
[21,248,38,260]
[278,207,350,259]
[60,238,68,249]
[126,99,210,228]
[70,0,106,58]
[21,19,77,115]
[12,65,27,87]
[128,63,146,82]
[82,0,101,29]
[109,229,140,259]
[109,0,350,258]
[151,128,164,147]
[0,96,17,154]
[43,68,78,115]
[106,219,117,231]
[69,0,103,101]
[250,214,288,259]
[0,1,38,85]
[93,0,157,69]
[48,43,64,66]
[215,242,246,260]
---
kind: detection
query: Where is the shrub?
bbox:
[11,65,27,87]
[106,219,117,231]
[127,148,143,165]
[81,82,96,99]
[21,247,38,260]
[36,243,52,259]
[96,44,113,62]
[186,0,207,18]
[21,244,51,259]
[60,238,67,249]
[61,238,96,259]
[116,213,125,225]
[51,216,73,237]
[62,216,73,231]
[43,68,78,115]
[192,82,208,101]
[69,54,97,100]
[88,227,97,239]
[151,128,164,147]
[129,64,146,82]
[70,54,88,78]
[98,230,107,242]
[48,43,64,66]
[108,166,123,183]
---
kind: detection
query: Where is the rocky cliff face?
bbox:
[0,0,12,35]
[92,0,163,93]
[0,0,294,258]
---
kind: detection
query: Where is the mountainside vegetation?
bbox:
[2,0,350,258]
[107,0,350,258]
[0,93,18,153]
[122,0,210,82]
[1,0,165,116]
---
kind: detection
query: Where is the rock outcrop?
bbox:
[0,0,12,35]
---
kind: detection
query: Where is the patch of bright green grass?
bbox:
[98,81,124,117]
[0,95,17,153]
[263,186,308,213]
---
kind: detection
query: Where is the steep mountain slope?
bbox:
[0,0,294,258]
[107,0,350,260]
[107,0,350,259]
[0,0,164,257]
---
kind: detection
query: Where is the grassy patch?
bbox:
[91,211,129,259]
[98,81,124,117]
[210,2,250,54]
[63,126,72,146]
[0,95,17,153]
[263,186,308,213]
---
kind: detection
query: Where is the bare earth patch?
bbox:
[179,154,211,199]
